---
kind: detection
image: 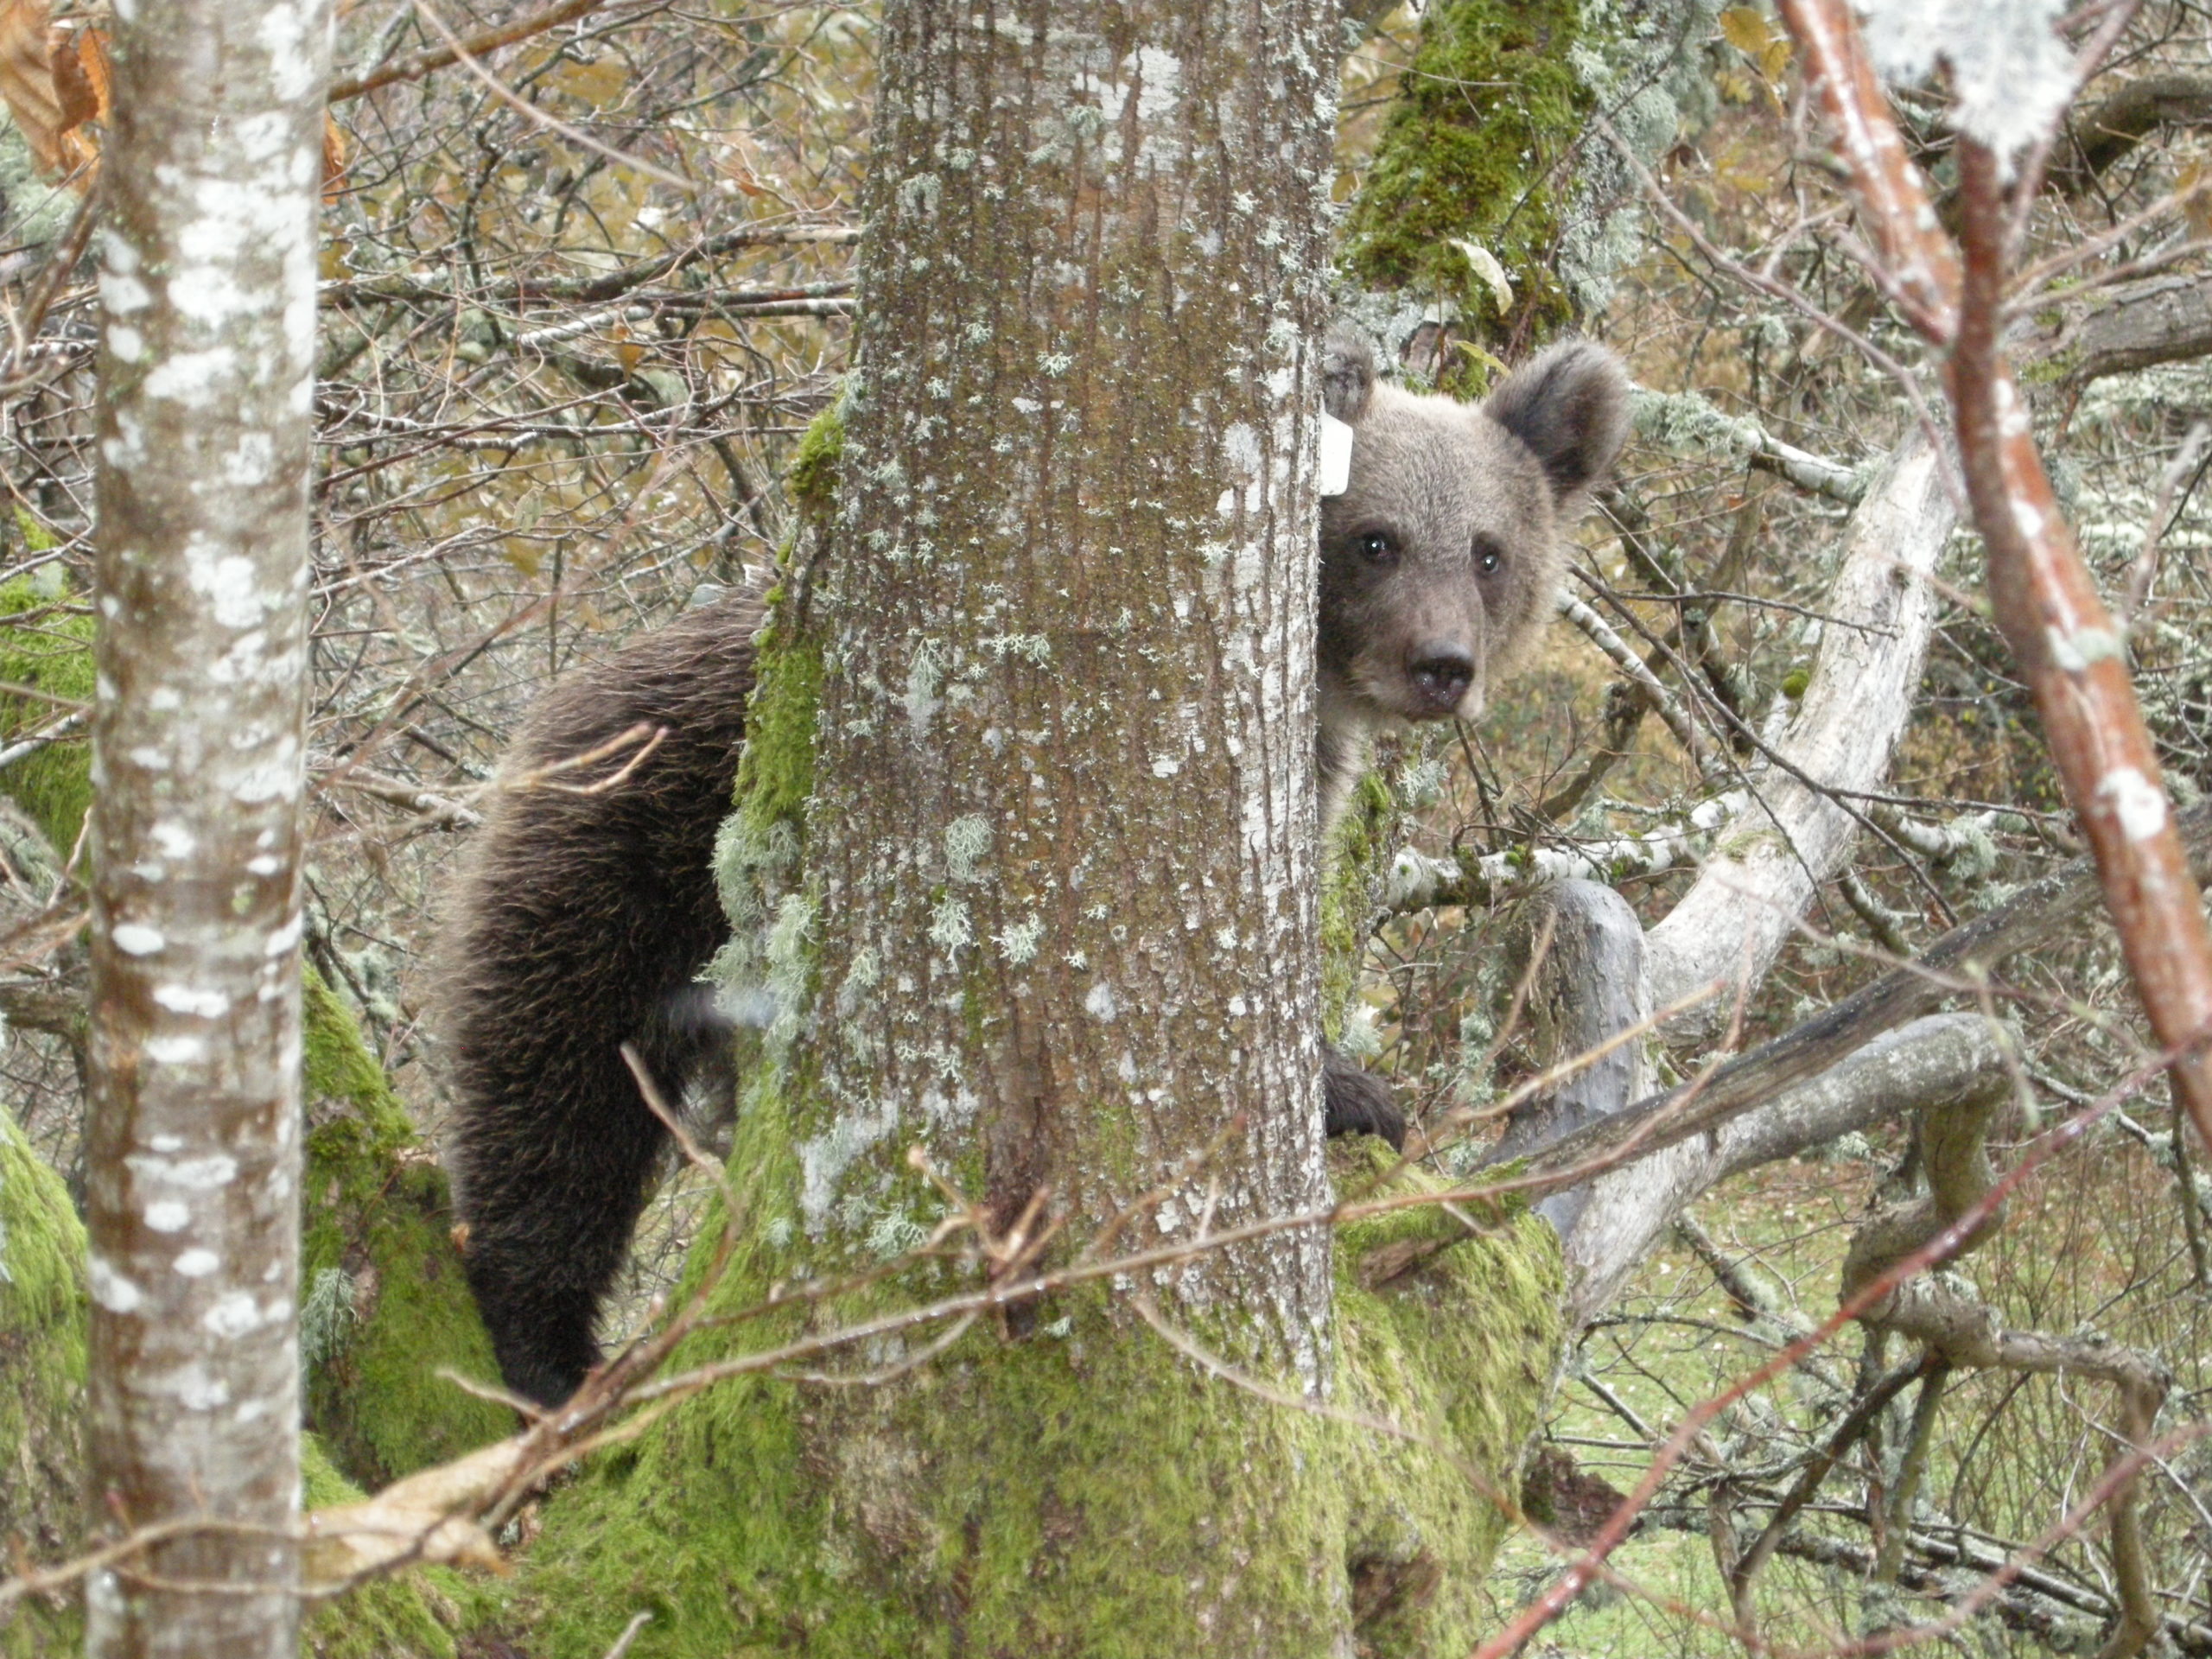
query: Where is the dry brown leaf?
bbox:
[322,114,349,198]
[0,0,104,186]
[0,0,67,173]
[59,24,105,127]
[1717,5,1772,56]
[0,13,337,199]
[49,27,95,130]
[2179,159,2212,240]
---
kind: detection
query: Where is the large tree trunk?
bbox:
[504,0,1561,1650]
[82,0,331,1651]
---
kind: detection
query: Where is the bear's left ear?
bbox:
[1321,330,1376,424]
[1482,341,1630,502]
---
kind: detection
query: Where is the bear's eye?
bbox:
[1357,530,1395,563]
[1473,536,1504,575]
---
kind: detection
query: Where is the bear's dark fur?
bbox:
[435,591,765,1408]
[437,338,1630,1407]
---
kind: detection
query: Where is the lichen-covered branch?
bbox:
[1382,789,1749,911]
[1641,426,1955,1038]
[1562,1013,2014,1321]
[1555,593,1714,772]
[2016,269,2212,385]
[1523,800,2212,1197]
[1631,385,1870,505]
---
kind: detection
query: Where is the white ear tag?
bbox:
[1318,411,1354,498]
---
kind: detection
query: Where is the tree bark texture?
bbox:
[2017,270,2212,386]
[83,0,330,1651]
[808,0,1339,1360]
[508,0,1566,1651]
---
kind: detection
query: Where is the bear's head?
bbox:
[1317,334,1630,778]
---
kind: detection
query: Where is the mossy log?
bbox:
[301,973,514,1490]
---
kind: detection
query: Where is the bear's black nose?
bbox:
[1408,643,1475,711]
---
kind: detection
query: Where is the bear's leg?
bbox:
[1322,1048,1406,1148]
[460,991,737,1408]
[457,1041,671,1408]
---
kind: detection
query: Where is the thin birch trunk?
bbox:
[83,1,331,1653]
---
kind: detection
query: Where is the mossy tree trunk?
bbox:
[715,0,1350,1630]
[298,974,513,1490]
[1344,0,1593,369]
[507,0,1565,1653]
[801,0,1343,1368]
[0,1109,86,1657]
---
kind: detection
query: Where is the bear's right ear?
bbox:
[1322,331,1376,424]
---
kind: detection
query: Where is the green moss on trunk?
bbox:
[0,1109,86,1657]
[0,571,95,854]
[509,1137,1560,1659]
[1344,0,1590,381]
[302,973,512,1489]
[1321,772,1398,1041]
[0,987,507,1651]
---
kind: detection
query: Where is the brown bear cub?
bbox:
[437,334,1630,1407]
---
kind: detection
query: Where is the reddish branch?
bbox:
[1777,0,1959,339]
[327,0,609,103]
[1776,0,2212,1160]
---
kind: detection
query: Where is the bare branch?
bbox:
[1528,800,2212,1192]
[327,0,609,103]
